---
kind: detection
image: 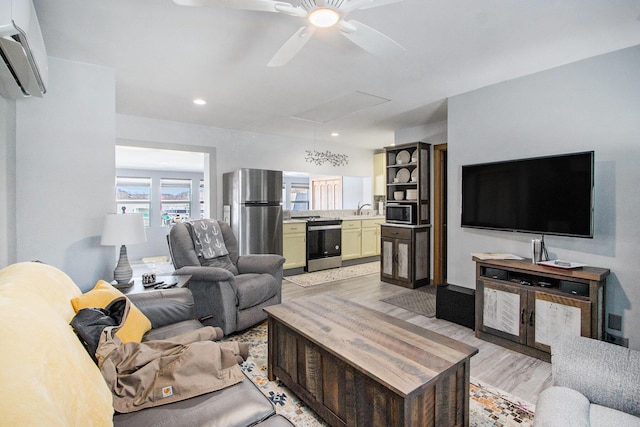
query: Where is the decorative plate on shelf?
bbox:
[396,168,410,183]
[410,150,417,163]
[396,150,411,165]
[411,168,418,182]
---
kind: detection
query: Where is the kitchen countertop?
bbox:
[284,215,385,224]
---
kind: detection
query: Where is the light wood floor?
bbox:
[282,272,553,405]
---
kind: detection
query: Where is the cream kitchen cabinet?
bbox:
[374,152,386,196]
[360,218,381,257]
[341,220,362,261]
[283,222,306,269]
[341,219,383,261]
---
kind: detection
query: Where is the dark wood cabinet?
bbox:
[474,258,608,361]
[381,225,430,288]
[385,142,430,224]
[380,141,432,289]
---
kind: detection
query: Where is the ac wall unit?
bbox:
[0,0,48,98]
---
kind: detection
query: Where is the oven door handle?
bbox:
[307,225,342,231]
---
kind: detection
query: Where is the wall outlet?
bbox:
[605,332,629,348]
[608,313,622,331]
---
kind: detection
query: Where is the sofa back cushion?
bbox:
[0,262,81,322]
[0,277,113,426]
[553,335,640,417]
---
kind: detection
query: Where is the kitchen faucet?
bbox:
[356,203,371,215]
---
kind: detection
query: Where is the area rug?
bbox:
[284,261,379,287]
[224,322,536,426]
[380,285,437,317]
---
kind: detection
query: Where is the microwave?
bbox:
[385,203,416,224]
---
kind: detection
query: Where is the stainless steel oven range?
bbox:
[304,217,342,272]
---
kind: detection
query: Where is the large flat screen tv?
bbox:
[461,151,594,238]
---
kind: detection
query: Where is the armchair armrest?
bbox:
[128,288,195,329]
[237,254,285,277]
[174,266,235,283]
[173,266,239,334]
[551,335,640,416]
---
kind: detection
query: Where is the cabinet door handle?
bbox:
[521,309,526,325]
[529,310,535,327]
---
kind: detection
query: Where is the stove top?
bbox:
[291,215,341,223]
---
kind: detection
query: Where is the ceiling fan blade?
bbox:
[341,0,405,13]
[267,26,316,67]
[173,0,289,13]
[338,20,405,58]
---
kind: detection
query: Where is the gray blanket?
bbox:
[187,220,229,260]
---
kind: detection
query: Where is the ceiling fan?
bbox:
[173,0,406,66]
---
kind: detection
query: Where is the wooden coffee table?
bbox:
[264,295,479,427]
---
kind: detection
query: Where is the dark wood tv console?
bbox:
[474,257,609,362]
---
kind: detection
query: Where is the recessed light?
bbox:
[331,132,339,137]
[193,98,206,106]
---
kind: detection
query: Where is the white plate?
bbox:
[396,168,410,183]
[406,189,417,200]
[411,169,418,182]
[396,150,411,165]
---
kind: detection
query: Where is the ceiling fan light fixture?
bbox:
[308,7,339,28]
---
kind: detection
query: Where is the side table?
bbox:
[115,274,192,296]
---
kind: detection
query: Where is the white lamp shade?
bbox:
[100,213,147,246]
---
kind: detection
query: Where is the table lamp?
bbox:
[101,213,147,284]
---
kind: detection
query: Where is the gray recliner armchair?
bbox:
[168,219,285,335]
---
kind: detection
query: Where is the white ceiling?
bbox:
[33,0,640,150]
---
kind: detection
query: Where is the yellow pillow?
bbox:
[71,280,151,343]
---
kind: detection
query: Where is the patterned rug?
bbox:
[224,322,536,426]
[380,285,437,317]
[284,262,379,287]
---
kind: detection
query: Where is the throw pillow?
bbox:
[70,280,151,343]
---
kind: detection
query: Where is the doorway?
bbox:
[433,144,447,285]
[115,140,217,259]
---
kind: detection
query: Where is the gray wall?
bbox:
[0,96,16,267]
[448,45,640,349]
[2,56,375,291]
[13,57,116,291]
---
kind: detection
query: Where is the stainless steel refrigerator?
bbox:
[222,169,283,256]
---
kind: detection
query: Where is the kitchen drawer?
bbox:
[342,220,361,230]
[381,225,412,240]
[361,218,382,228]
[283,223,305,234]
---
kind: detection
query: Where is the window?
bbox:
[116,177,151,226]
[161,178,191,226]
[289,183,309,210]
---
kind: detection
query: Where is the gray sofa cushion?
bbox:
[128,288,195,329]
[590,404,640,427]
[113,374,276,427]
